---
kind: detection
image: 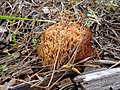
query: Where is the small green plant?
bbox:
[12,34,17,47]
[85,8,101,27]
[87,9,97,19]
[95,0,118,13]
[85,0,118,27]
[0,64,8,72]
[85,9,97,27]
[0,64,8,77]
[32,38,38,50]
[84,20,94,27]
[3,49,18,62]
[3,49,11,56]
[105,0,118,13]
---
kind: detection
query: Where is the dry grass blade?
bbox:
[109,61,120,69]
[48,71,68,89]
[47,47,60,88]
[67,33,85,65]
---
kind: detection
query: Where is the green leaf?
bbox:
[84,20,94,28]
[0,15,56,23]
[0,65,8,72]
[32,38,38,50]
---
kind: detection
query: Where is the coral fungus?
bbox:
[38,21,97,69]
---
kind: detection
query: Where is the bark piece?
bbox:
[7,80,39,90]
[74,68,120,90]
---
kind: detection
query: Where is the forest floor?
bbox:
[0,0,120,90]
